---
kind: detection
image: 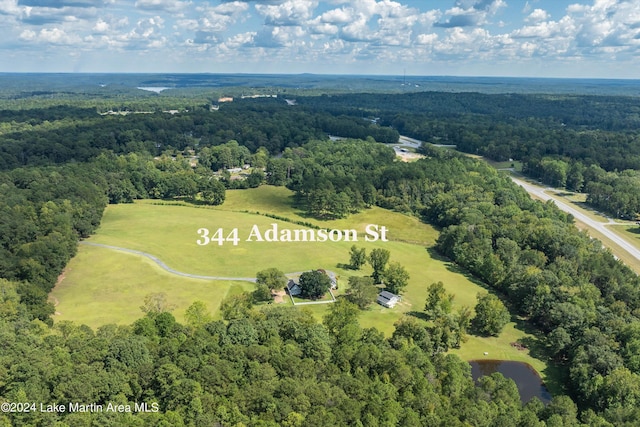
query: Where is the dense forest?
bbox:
[296,91,640,219]
[3,89,640,425]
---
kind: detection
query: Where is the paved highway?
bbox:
[511,177,640,264]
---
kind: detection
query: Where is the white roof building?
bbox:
[377,291,400,308]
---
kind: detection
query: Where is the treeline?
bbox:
[263,139,640,422]
[299,91,640,132]
[299,91,640,219]
[268,138,393,218]
[0,152,228,322]
[385,152,640,422]
[0,291,583,426]
[0,163,107,322]
[523,158,640,219]
[0,101,398,170]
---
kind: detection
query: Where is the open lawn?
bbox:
[205,186,437,245]
[53,185,550,383]
[50,244,254,329]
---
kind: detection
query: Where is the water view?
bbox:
[470,360,552,404]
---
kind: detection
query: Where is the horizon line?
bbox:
[0,71,639,82]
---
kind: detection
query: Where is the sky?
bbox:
[0,0,639,78]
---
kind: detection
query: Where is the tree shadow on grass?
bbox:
[406,311,430,322]
[514,318,569,397]
[626,226,640,235]
[554,192,574,197]
[427,247,493,292]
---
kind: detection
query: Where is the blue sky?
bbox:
[1,0,639,78]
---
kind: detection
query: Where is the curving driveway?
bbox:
[80,241,336,282]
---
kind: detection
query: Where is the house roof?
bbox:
[378,291,399,301]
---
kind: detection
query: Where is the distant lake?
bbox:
[470,360,552,404]
[137,87,170,93]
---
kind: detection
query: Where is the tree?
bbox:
[348,245,367,270]
[251,147,269,168]
[382,261,410,294]
[424,281,454,320]
[246,169,264,188]
[140,292,176,315]
[345,276,378,309]
[323,298,360,336]
[299,270,332,300]
[472,293,510,336]
[256,267,287,289]
[220,293,253,321]
[254,267,286,303]
[184,301,213,328]
[199,178,226,205]
[369,248,390,283]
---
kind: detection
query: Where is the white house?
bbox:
[377,291,400,308]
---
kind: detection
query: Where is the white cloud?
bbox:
[319,7,351,24]
[340,15,371,42]
[222,31,255,49]
[416,33,438,45]
[19,28,36,40]
[93,18,108,32]
[0,0,21,15]
[436,0,505,28]
[19,26,81,44]
[179,1,249,45]
[255,0,317,26]
[308,21,338,35]
[526,8,549,23]
[568,0,640,50]
[213,1,250,15]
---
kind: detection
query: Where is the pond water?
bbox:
[469,360,552,404]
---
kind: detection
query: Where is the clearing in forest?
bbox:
[51,185,549,385]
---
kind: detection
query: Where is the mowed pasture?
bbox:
[52,245,254,328]
[51,186,547,381]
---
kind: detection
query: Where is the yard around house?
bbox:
[51,185,551,387]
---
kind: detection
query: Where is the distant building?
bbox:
[218,97,234,103]
[377,291,400,308]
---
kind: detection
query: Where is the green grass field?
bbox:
[51,185,551,384]
[51,244,254,327]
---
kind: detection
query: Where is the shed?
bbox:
[377,291,400,308]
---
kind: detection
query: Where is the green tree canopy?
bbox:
[472,293,510,336]
[368,248,390,283]
[345,276,378,309]
[299,270,332,300]
[424,281,454,321]
[383,261,410,295]
[254,267,287,303]
[184,301,213,329]
[348,245,367,270]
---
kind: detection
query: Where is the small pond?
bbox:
[469,360,552,404]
